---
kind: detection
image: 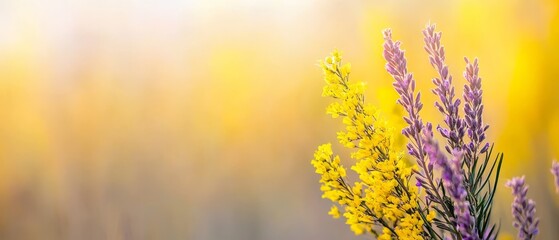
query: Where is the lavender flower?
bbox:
[463,58,489,159]
[423,24,465,155]
[383,29,444,207]
[552,160,559,193]
[383,31,467,237]
[383,29,425,161]
[423,126,478,240]
[506,176,539,240]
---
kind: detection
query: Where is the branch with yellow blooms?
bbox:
[311,50,437,239]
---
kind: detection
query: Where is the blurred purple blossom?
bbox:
[506,176,539,240]
[552,160,559,193]
[423,126,478,240]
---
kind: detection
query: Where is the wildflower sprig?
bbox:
[423,126,478,240]
[312,51,434,239]
[423,24,465,154]
[506,177,539,240]
[463,58,490,158]
[503,160,559,240]
[383,29,455,238]
[422,24,503,240]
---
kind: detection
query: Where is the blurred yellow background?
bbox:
[0,0,558,239]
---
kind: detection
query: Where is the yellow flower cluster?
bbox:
[311,143,374,234]
[312,50,434,239]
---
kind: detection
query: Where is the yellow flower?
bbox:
[426,210,437,222]
[378,228,392,240]
[311,50,430,239]
[328,205,341,219]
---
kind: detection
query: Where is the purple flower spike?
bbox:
[552,160,559,193]
[423,24,465,155]
[383,29,425,163]
[423,127,479,240]
[383,29,446,208]
[506,176,539,240]
[463,58,489,160]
